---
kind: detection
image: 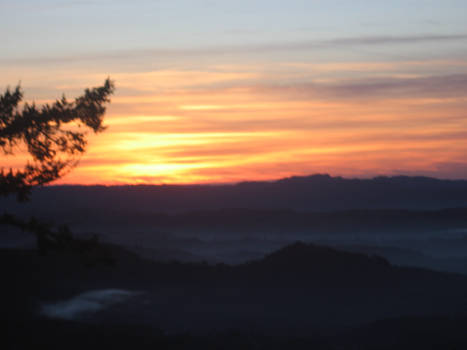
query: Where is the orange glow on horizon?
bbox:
[3,59,467,185]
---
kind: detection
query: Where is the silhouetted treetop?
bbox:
[0,78,115,201]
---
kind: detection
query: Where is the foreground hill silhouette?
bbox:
[3,241,467,349]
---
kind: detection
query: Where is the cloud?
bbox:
[256,73,467,100]
[331,74,467,99]
[3,34,467,65]
[324,34,467,46]
[394,162,467,180]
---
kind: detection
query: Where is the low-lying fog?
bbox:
[4,222,467,275]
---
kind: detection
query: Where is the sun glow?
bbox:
[4,56,467,185]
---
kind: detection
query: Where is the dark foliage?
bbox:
[5,317,467,350]
[0,79,114,201]
[0,213,113,264]
[0,80,114,254]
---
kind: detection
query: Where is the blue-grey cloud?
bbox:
[258,73,467,100]
[2,34,467,65]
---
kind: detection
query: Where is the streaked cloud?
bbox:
[3,34,467,66]
[256,73,467,100]
[2,3,467,185]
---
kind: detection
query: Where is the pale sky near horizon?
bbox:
[1,0,467,184]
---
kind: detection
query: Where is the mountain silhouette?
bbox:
[3,241,467,337]
[4,174,467,217]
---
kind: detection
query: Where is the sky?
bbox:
[1,0,467,184]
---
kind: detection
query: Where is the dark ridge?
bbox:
[236,241,466,289]
[258,241,390,268]
[3,241,467,338]
[6,206,467,236]
[3,174,467,215]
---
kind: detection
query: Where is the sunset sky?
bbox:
[1,0,467,184]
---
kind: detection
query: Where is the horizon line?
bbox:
[47,173,467,187]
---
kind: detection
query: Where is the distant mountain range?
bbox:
[4,174,467,215]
